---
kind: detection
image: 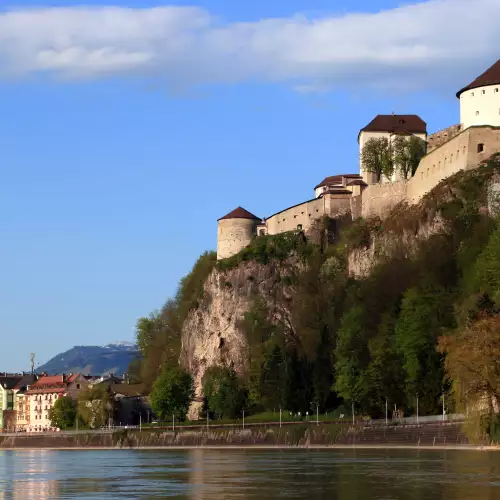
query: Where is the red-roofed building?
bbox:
[25,373,88,432]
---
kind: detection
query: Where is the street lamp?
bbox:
[310,401,319,426]
[416,394,419,425]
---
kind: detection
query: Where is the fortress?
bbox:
[217,58,500,260]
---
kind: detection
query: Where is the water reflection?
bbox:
[0,448,499,499]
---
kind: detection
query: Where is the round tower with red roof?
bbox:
[457,58,500,130]
[217,207,261,260]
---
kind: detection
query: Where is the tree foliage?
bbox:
[49,396,77,430]
[361,137,394,182]
[203,367,246,419]
[78,384,115,429]
[393,135,427,179]
[150,365,194,421]
[440,315,500,415]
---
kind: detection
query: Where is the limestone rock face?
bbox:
[180,260,287,420]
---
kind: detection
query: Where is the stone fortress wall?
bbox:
[217,59,500,259]
[361,126,500,218]
[265,194,352,235]
[217,218,258,260]
[427,124,463,153]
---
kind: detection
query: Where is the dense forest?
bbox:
[131,154,500,433]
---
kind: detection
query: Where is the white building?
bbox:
[358,114,428,184]
[458,59,500,130]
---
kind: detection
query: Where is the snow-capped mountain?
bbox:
[37,342,139,376]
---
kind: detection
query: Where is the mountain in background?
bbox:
[37,342,139,376]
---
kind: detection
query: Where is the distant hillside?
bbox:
[38,342,139,376]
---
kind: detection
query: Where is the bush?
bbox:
[49,396,77,430]
[150,366,194,421]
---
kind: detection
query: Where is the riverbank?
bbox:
[0,422,478,450]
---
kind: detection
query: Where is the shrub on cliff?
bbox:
[150,365,194,421]
[49,396,77,430]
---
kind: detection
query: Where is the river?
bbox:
[0,448,499,498]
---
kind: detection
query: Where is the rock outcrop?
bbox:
[180,259,292,419]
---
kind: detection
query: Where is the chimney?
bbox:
[392,111,395,116]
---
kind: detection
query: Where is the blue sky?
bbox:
[1,0,499,372]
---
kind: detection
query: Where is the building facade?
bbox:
[25,373,87,432]
[216,57,500,260]
[0,374,23,431]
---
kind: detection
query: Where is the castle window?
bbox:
[477,143,485,153]
[482,89,486,94]
[282,218,285,222]
[476,111,480,116]
[259,230,265,236]
[471,92,474,96]
[427,168,429,178]
[297,224,303,231]
[496,88,499,93]
[316,209,319,212]
[294,215,297,219]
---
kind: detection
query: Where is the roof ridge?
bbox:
[457,58,500,97]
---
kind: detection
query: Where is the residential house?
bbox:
[109,383,151,426]
[0,374,23,431]
[25,373,88,432]
[13,374,38,432]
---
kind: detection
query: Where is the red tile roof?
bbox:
[457,58,500,97]
[347,179,368,186]
[314,174,362,190]
[26,374,81,394]
[218,206,261,221]
[359,115,427,137]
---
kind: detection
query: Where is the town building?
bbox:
[13,374,38,432]
[25,373,88,432]
[217,57,500,260]
[0,374,23,431]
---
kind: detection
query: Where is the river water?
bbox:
[0,448,499,499]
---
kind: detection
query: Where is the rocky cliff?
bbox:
[179,155,500,419]
[180,258,294,419]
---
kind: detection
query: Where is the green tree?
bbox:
[78,384,115,429]
[203,366,246,419]
[49,396,77,430]
[361,137,394,182]
[393,135,427,179]
[395,281,454,413]
[150,366,194,421]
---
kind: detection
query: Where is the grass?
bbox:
[142,410,355,429]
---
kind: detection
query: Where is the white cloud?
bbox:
[0,0,499,92]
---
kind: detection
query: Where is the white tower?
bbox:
[457,58,500,130]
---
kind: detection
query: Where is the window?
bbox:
[476,111,480,116]
[259,230,265,236]
[482,89,486,94]
[76,384,80,389]
[471,92,475,96]
[495,88,499,93]
[297,224,303,231]
[477,143,485,153]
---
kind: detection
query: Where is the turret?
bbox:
[216,207,261,260]
[457,58,500,129]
